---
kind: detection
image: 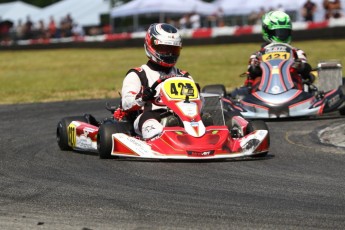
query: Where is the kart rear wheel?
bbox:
[202,84,227,97]
[56,116,88,151]
[339,84,345,115]
[339,107,345,115]
[246,120,270,157]
[97,122,132,159]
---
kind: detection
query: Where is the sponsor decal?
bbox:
[327,94,340,108]
[177,101,198,117]
[114,133,152,156]
[76,135,96,150]
[257,130,267,137]
[242,139,260,153]
[190,121,199,127]
[187,150,214,157]
[155,40,181,46]
[143,125,156,133]
[82,127,96,137]
[265,46,287,53]
[240,130,267,155]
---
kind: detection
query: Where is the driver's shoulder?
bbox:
[126,64,147,75]
[174,67,191,78]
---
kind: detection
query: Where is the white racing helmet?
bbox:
[144,23,182,68]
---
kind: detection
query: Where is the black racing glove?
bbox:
[142,87,156,101]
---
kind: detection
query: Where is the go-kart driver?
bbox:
[246,10,315,90]
[117,23,193,140]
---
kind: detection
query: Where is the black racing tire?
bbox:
[56,116,88,151]
[246,120,270,157]
[339,107,345,116]
[97,122,132,159]
[339,83,345,115]
[202,84,227,97]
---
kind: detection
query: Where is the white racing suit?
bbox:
[121,61,192,139]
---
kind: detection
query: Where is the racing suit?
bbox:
[246,42,313,90]
[121,60,192,139]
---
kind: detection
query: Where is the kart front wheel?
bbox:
[246,120,270,157]
[97,122,132,159]
[339,84,345,115]
[98,123,118,159]
[56,116,88,151]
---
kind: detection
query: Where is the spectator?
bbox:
[323,0,342,19]
[59,14,73,37]
[302,0,317,22]
[248,10,259,25]
[179,14,190,29]
[88,26,101,36]
[102,24,111,34]
[247,7,266,25]
[23,16,33,39]
[37,20,46,39]
[166,18,178,28]
[15,19,25,40]
[207,7,225,27]
[215,7,225,27]
[72,23,84,36]
[48,16,57,38]
[0,19,12,43]
[66,13,73,27]
[276,4,285,12]
[189,12,201,29]
[256,7,266,24]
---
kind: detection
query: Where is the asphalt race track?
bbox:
[1,99,345,229]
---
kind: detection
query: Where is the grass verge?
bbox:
[0,40,344,104]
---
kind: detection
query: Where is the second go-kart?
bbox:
[202,43,345,119]
[57,76,270,160]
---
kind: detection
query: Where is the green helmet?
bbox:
[262,11,292,43]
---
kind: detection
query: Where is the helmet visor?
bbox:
[154,44,181,56]
[272,28,291,42]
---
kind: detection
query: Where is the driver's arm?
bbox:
[294,49,312,78]
[121,72,145,111]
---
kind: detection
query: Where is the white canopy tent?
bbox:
[0,1,41,23]
[213,0,303,16]
[110,0,218,32]
[31,0,109,27]
[111,0,218,18]
[213,0,345,22]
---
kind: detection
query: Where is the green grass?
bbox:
[0,40,344,104]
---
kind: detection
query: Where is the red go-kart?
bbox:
[57,77,270,160]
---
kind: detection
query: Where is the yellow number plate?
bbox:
[163,78,198,100]
[262,52,290,61]
[68,123,76,147]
